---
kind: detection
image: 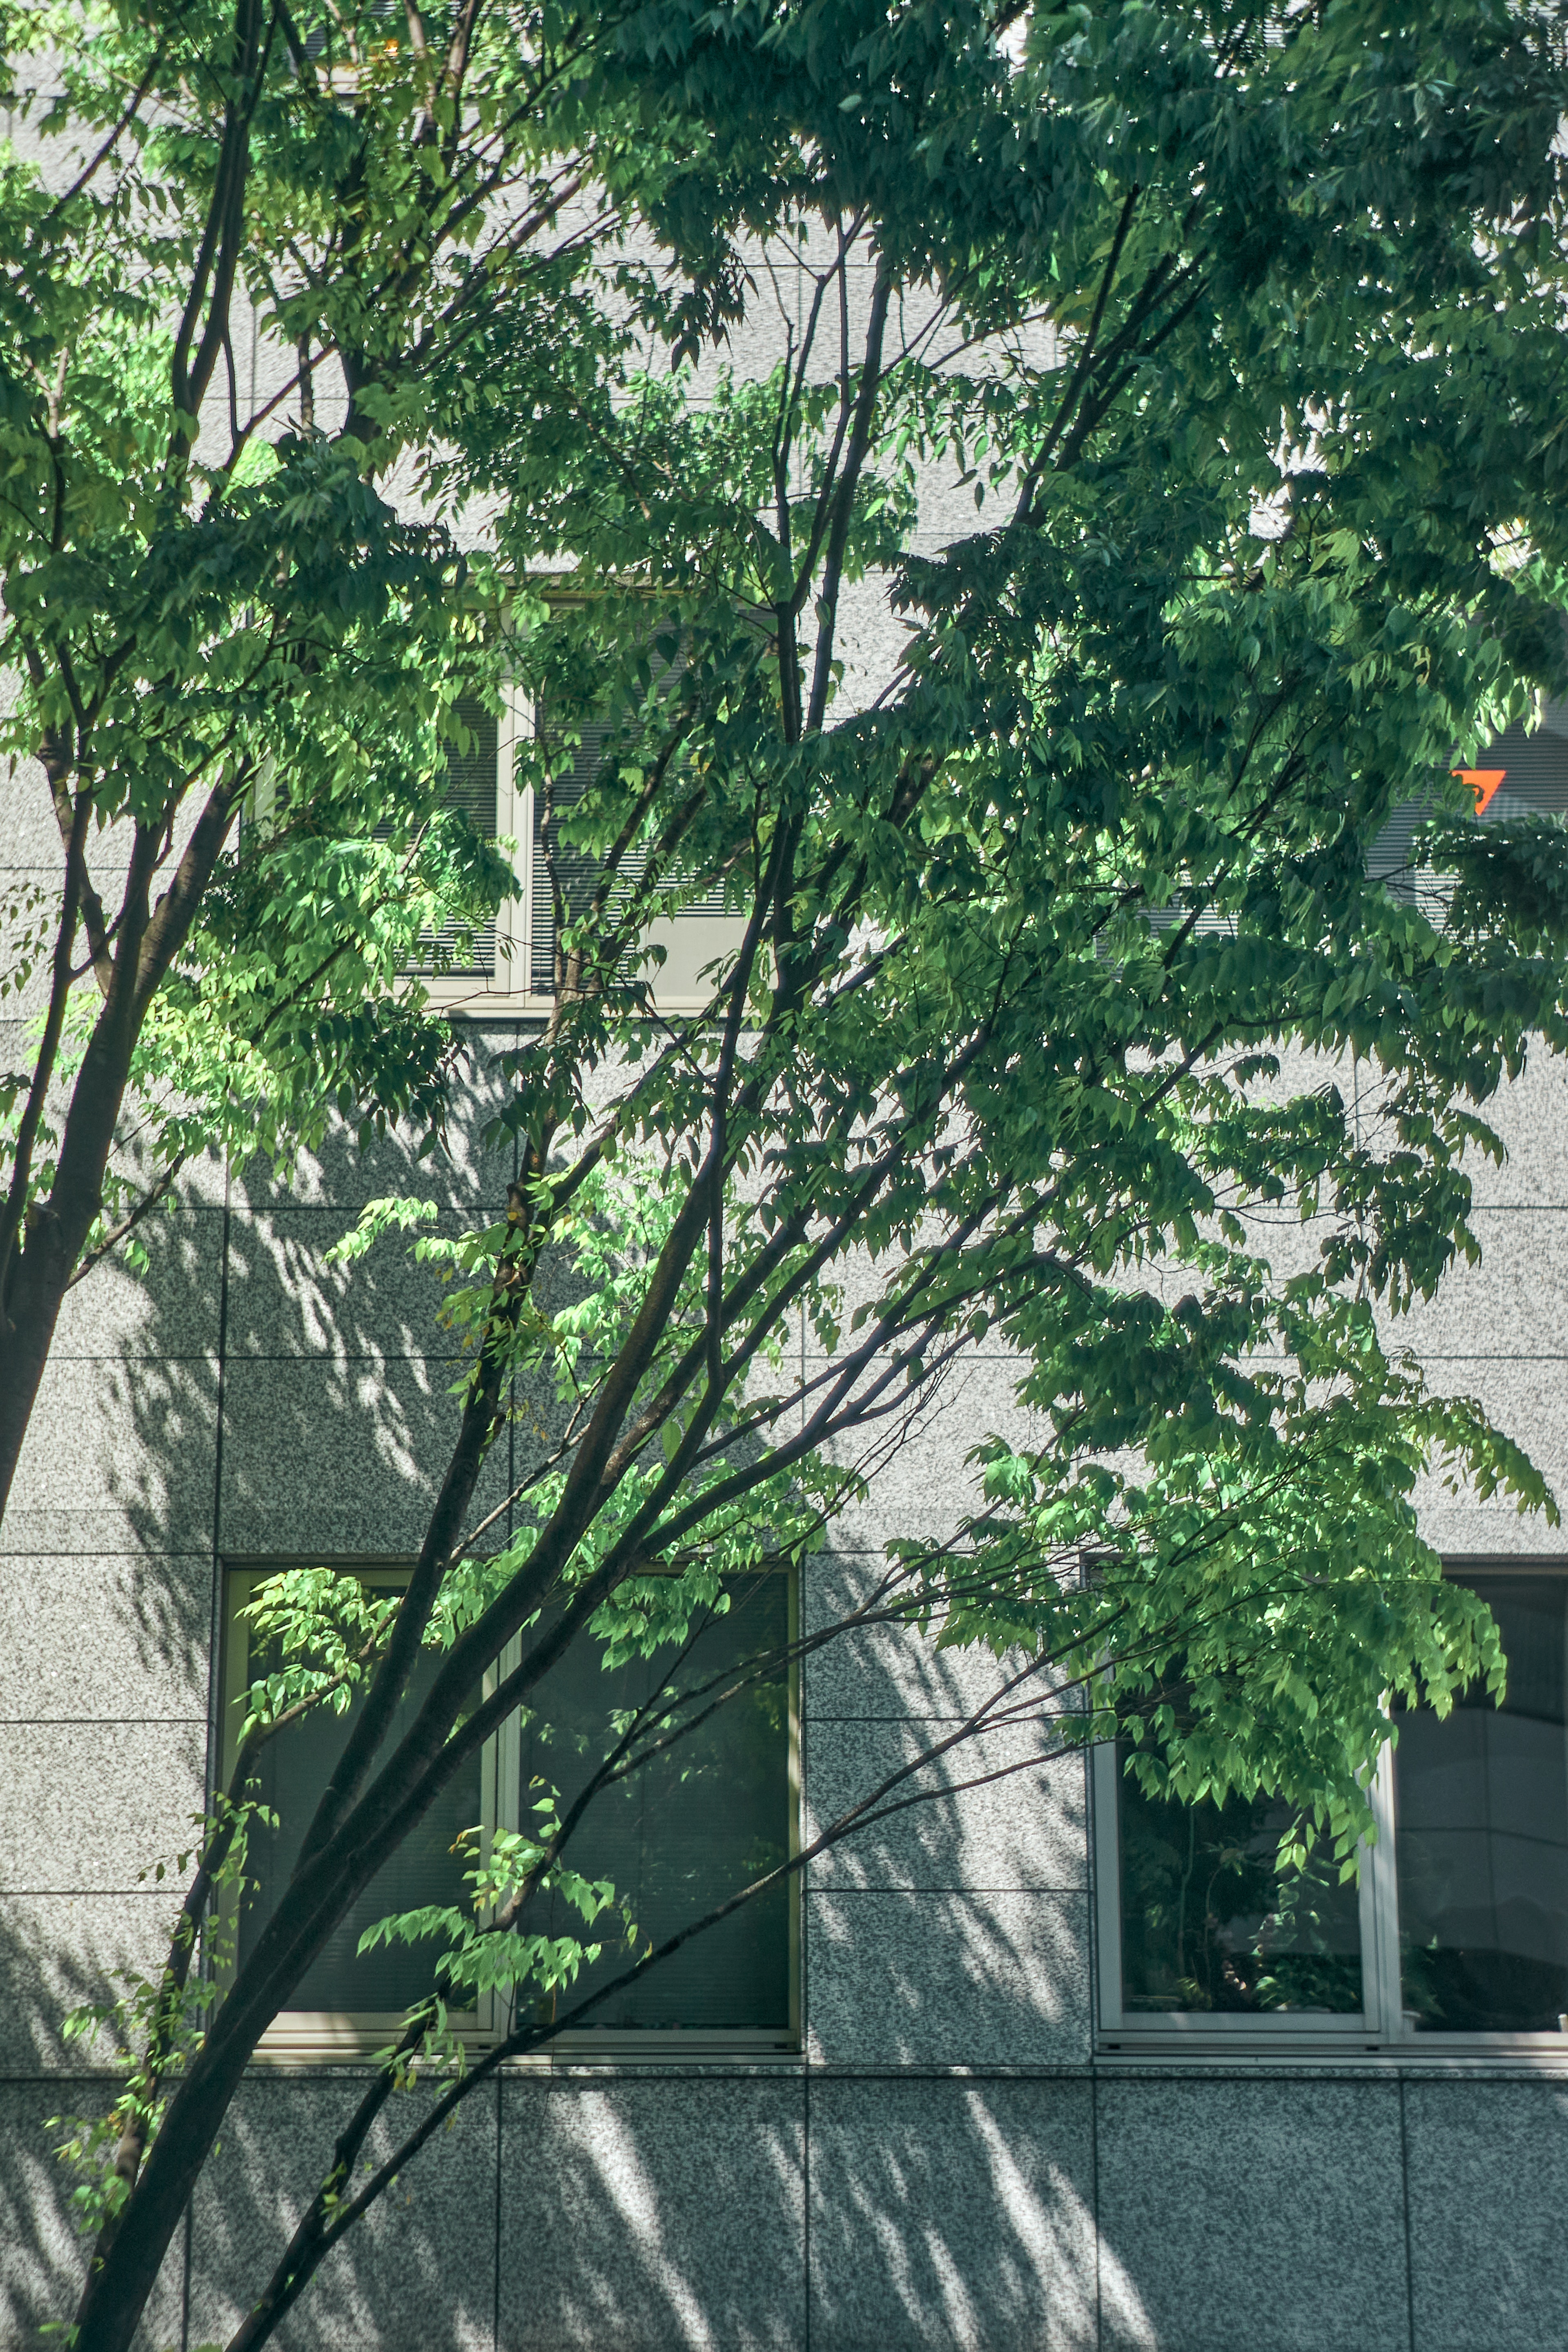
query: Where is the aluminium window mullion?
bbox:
[1091,1741,1128,2031]
[1363,1744,1405,2045]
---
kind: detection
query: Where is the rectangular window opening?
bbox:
[1393,1566,1568,2036]
[1115,1757,1365,2020]
[518,1568,797,2040]
[221,1567,485,2032]
[218,1564,797,2056]
[1096,1560,1568,2053]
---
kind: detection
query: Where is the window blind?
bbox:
[517,1573,791,2031]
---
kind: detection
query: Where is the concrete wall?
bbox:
[4,1016,1568,2351]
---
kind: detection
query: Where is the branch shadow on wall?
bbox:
[0,1045,1152,2350]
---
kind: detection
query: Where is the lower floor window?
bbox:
[1098,1561,1568,2045]
[1393,1571,1568,2034]
[1117,1777,1366,2019]
[220,1565,796,2046]
[521,1570,793,2033]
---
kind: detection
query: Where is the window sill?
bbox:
[1096,2029,1568,2072]
[247,2018,800,2069]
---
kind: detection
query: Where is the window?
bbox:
[519,1569,797,2039]
[219,1565,796,2056]
[1392,1572,1568,2034]
[418,684,750,1017]
[1095,1562,1568,2051]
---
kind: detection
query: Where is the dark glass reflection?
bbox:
[521,1575,791,2031]
[1395,1572,1568,2034]
[240,1625,481,2015]
[1118,1763,1364,2014]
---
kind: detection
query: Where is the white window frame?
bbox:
[218,1559,800,2065]
[1094,1557,1568,2061]
[419,682,752,1022]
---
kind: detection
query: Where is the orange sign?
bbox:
[1454,768,1507,814]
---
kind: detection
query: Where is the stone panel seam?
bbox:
[491,2069,502,2352]
[1397,2075,1417,2352]
[188,1161,232,2352]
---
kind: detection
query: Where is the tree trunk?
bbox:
[0,1009,143,1523]
[0,1211,75,1525]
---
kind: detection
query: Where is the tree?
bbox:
[0,0,690,1511]
[13,0,1568,2346]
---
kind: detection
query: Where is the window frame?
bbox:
[419,679,752,1022]
[1093,1557,1568,2062]
[216,1559,800,2065]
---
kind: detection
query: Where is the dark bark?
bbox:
[0,777,243,1522]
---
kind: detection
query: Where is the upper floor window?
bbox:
[1095,1561,1568,2051]
[418,684,748,1017]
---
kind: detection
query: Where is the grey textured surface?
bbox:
[806,1889,1091,2069]
[0,1719,205,1893]
[499,2075,805,2350]
[1404,2079,1568,2351]
[1410,1353,1568,1539]
[813,1355,1038,1553]
[223,1204,506,1359]
[1392,1205,1568,1359]
[0,2083,185,2352]
[231,1027,519,1211]
[186,2074,497,2352]
[804,1718,1087,1890]
[218,1352,518,1556]
[0,1891,188,2072]
[0,1553,212,1722]
[801,1550,1040,1720]
[1457,1050,1568,1207]
[807,2076,1098,2352]
[45,1207,225,1359]
[1094,2078,1409,2352]
[1,1351,219,1556]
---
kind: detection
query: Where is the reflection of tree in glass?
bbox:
[1120,1764,1363,2015]
[1394,1572,1568,2034]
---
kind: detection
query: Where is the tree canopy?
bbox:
[6,1,1568,2347]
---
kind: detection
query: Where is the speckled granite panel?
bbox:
[804,1718,1087,1891]
[186,2072,497,2352]
[806,1889,1090,2069]
[498,2074,804,2350]
[1,1351,218,1556]
[801,1549,1042,1721]
[0,1719,205,1894]
[0,2082,184,2352]
[1404,2078,1568,2352]
[232,1023,520,1210]
[1392,1206,1568,1362]
[223,1204,503,1359]
[0,1891,188,2073]
[1455,1051,1568,1209]
[812,1357,1038,1555]
[1094,2076,1408,2352]
[45,1206,225,1359]
[807,2074,1097,2352]
[218,1353,523,1557]
[0,1553,212,1723]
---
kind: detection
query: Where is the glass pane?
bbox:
[519,1575,791,2031]
[1118,1762,1364,2015]
[239,1620,482,2016]
[378,696,498,974]
[1395,1571,1568,2033]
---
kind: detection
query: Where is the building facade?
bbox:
[4,699,1568,2352]
[4,49,1568,2335]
